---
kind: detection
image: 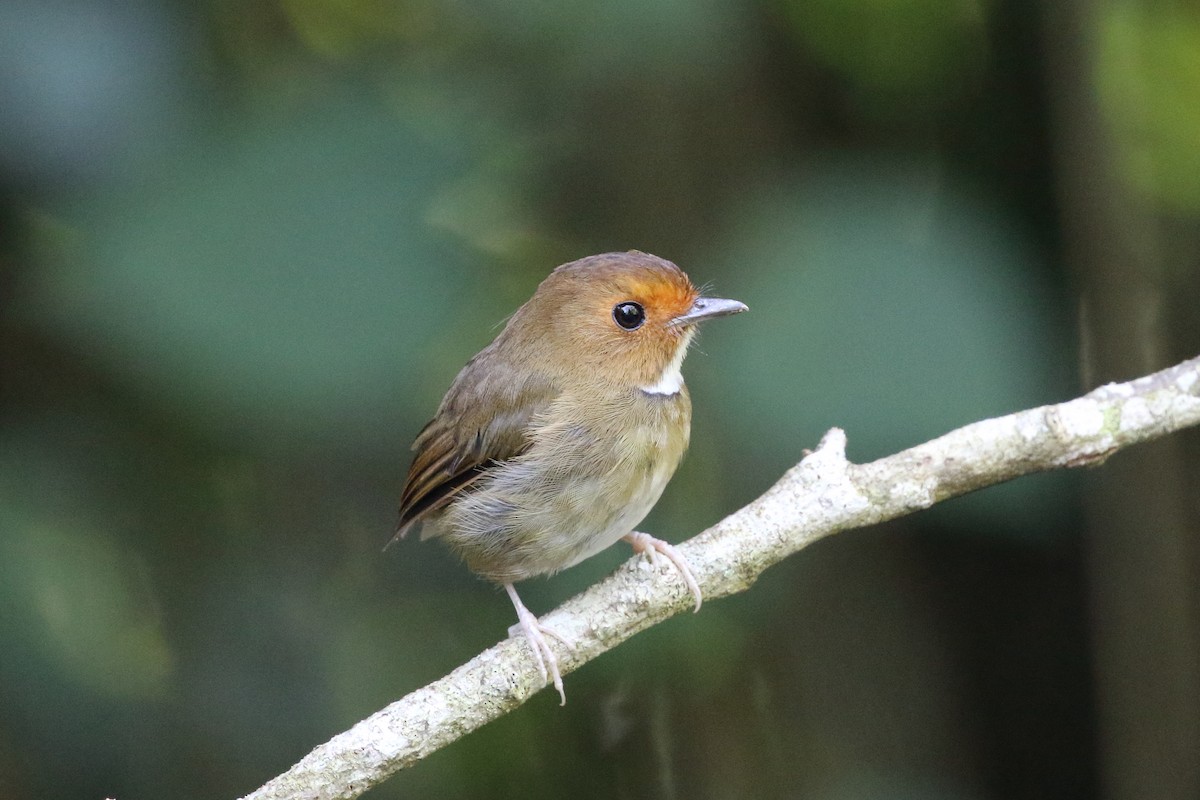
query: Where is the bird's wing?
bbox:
[391,351,558,544]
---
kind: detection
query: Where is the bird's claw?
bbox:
[505,584,567,704]
[624,532,703,612]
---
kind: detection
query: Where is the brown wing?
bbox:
[390,349,558,545]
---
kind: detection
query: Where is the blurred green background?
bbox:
[2,1,1199,798]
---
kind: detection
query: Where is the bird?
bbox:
[391,250,747,703]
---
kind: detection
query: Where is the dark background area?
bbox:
[2,1,1199,798]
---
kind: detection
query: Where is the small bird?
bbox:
[392,251,746,703]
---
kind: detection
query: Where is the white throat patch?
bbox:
[640,328,695,396]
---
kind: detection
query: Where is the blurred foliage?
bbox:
[1,0,1196,799]
[23,97,487,453]
[1097,4,1200,211]
[775,0,988,106]
[281,0,419,58]
[1,424,171,701]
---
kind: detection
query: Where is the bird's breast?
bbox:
[438,389,691,583]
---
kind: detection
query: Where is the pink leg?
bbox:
[623,532,703,612]
[505,583,567,705]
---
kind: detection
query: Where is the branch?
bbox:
[240,355,1200,800]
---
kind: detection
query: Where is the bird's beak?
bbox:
[671,296,748,327]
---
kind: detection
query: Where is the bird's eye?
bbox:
[612,301,646,330]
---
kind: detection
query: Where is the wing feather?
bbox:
[390,350,558,544]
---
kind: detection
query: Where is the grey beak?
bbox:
[671,296,748,326]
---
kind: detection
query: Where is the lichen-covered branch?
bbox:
[240,355,1200,800]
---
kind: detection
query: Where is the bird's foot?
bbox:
[504,583,568,705]
[623,532,703,612]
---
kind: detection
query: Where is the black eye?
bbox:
[612,301,645,330]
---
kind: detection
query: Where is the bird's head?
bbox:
[509,251,747,395]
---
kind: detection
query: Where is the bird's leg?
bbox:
[504,583,567,705]
[623,532,702,612]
